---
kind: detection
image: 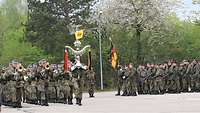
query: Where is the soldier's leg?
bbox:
[182,78,187,92]
[116,79,121,96]
[67,80,73,105]
[40,90,48,106]
[153,80,159,94]
[88,83,95,97]
[15,88,22,108]
[158,79,164,94]
[177,80,181,93]
[121,80,128,96]
[73,79,83,106]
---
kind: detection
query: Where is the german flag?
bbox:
[110,40,117,69]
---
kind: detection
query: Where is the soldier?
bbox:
[47,64,58,103]
[186,60,196,92]
[121,65,129,96]
[0,66,6,110]
[115,65,125,96]
[179,60,189,92]
[56,69,73,105]
[196,60,200,92]
[166,61,180,93]
[154,64,165,94]
[147,64,157,94]
[71,68,84,106]
[25,64,38,104]
[36,59,49,106]
[192,60,199,92]
[137,65,148,94]
[126,63,137,96]
[85,68,96,98]
[3,61,24,108]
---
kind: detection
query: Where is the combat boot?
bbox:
[78,99,82,106]
[90,94,95,98]
[76,98,79,105]
[115,89,121,96]
[68,98,73,105]
[121,90,127,96]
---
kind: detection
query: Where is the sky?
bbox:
[0,0,199,20]
[176,0,200,20]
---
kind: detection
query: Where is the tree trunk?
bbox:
[135,27,142,65]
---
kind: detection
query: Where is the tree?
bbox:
[0,0,48,65]
[26,0,94,61]
[90,0,178,65]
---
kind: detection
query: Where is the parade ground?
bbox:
[2,91,200,113]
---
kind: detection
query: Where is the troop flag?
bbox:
[75,29,84,40]
[88,49,92,70]
[64,48,68,73]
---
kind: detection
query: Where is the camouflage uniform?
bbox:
[154,65,165,94]
[115,65,124,96]
[36,65,49,106]
[126,64,137,96]
[56,71,72,104]
[166,64,180,93]
[3,65,23,108]
[72,69,84,106]
[121,67,129,96]
[147,65,156,94]
[26,69,38,104]
[47,65,57,103]
[192,62,200,92]
[186,61,196,92]
[179,63,188,92]
[85,69,96,97]
[137,66,149,94]
[0,67,6,108]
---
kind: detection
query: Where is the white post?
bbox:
[99,11,103,90]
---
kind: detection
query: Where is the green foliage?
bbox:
[0,0,49,65]
[26,0,94,62]
[0,26,49,65]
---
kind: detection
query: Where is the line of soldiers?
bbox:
[0,59,95,108]
[116,60,200,96]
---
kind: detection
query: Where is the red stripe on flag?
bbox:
[64,49,68,73]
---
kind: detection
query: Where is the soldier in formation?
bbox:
[0,59,96,108]
[116,59,200,96]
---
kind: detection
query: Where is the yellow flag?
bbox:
[75,30,84,40]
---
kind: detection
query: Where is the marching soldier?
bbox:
[0,66,6,110]
[47,64,58,103]
[36,59,49,106]
[167,62,180,93]
[137,65,148,94]
[179,60,189,92]
[72,68,84,106]
[121,65,129,96]
[115,65,125,96]
[2,61,24,108]
[147,64,157,94]
[25,64,38,104]
[85,68,96,98]
[154,64,165,94]
[56,70,73,104]
[186,60,196,92]
[190,60,199,92]
[126,63,137,96]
